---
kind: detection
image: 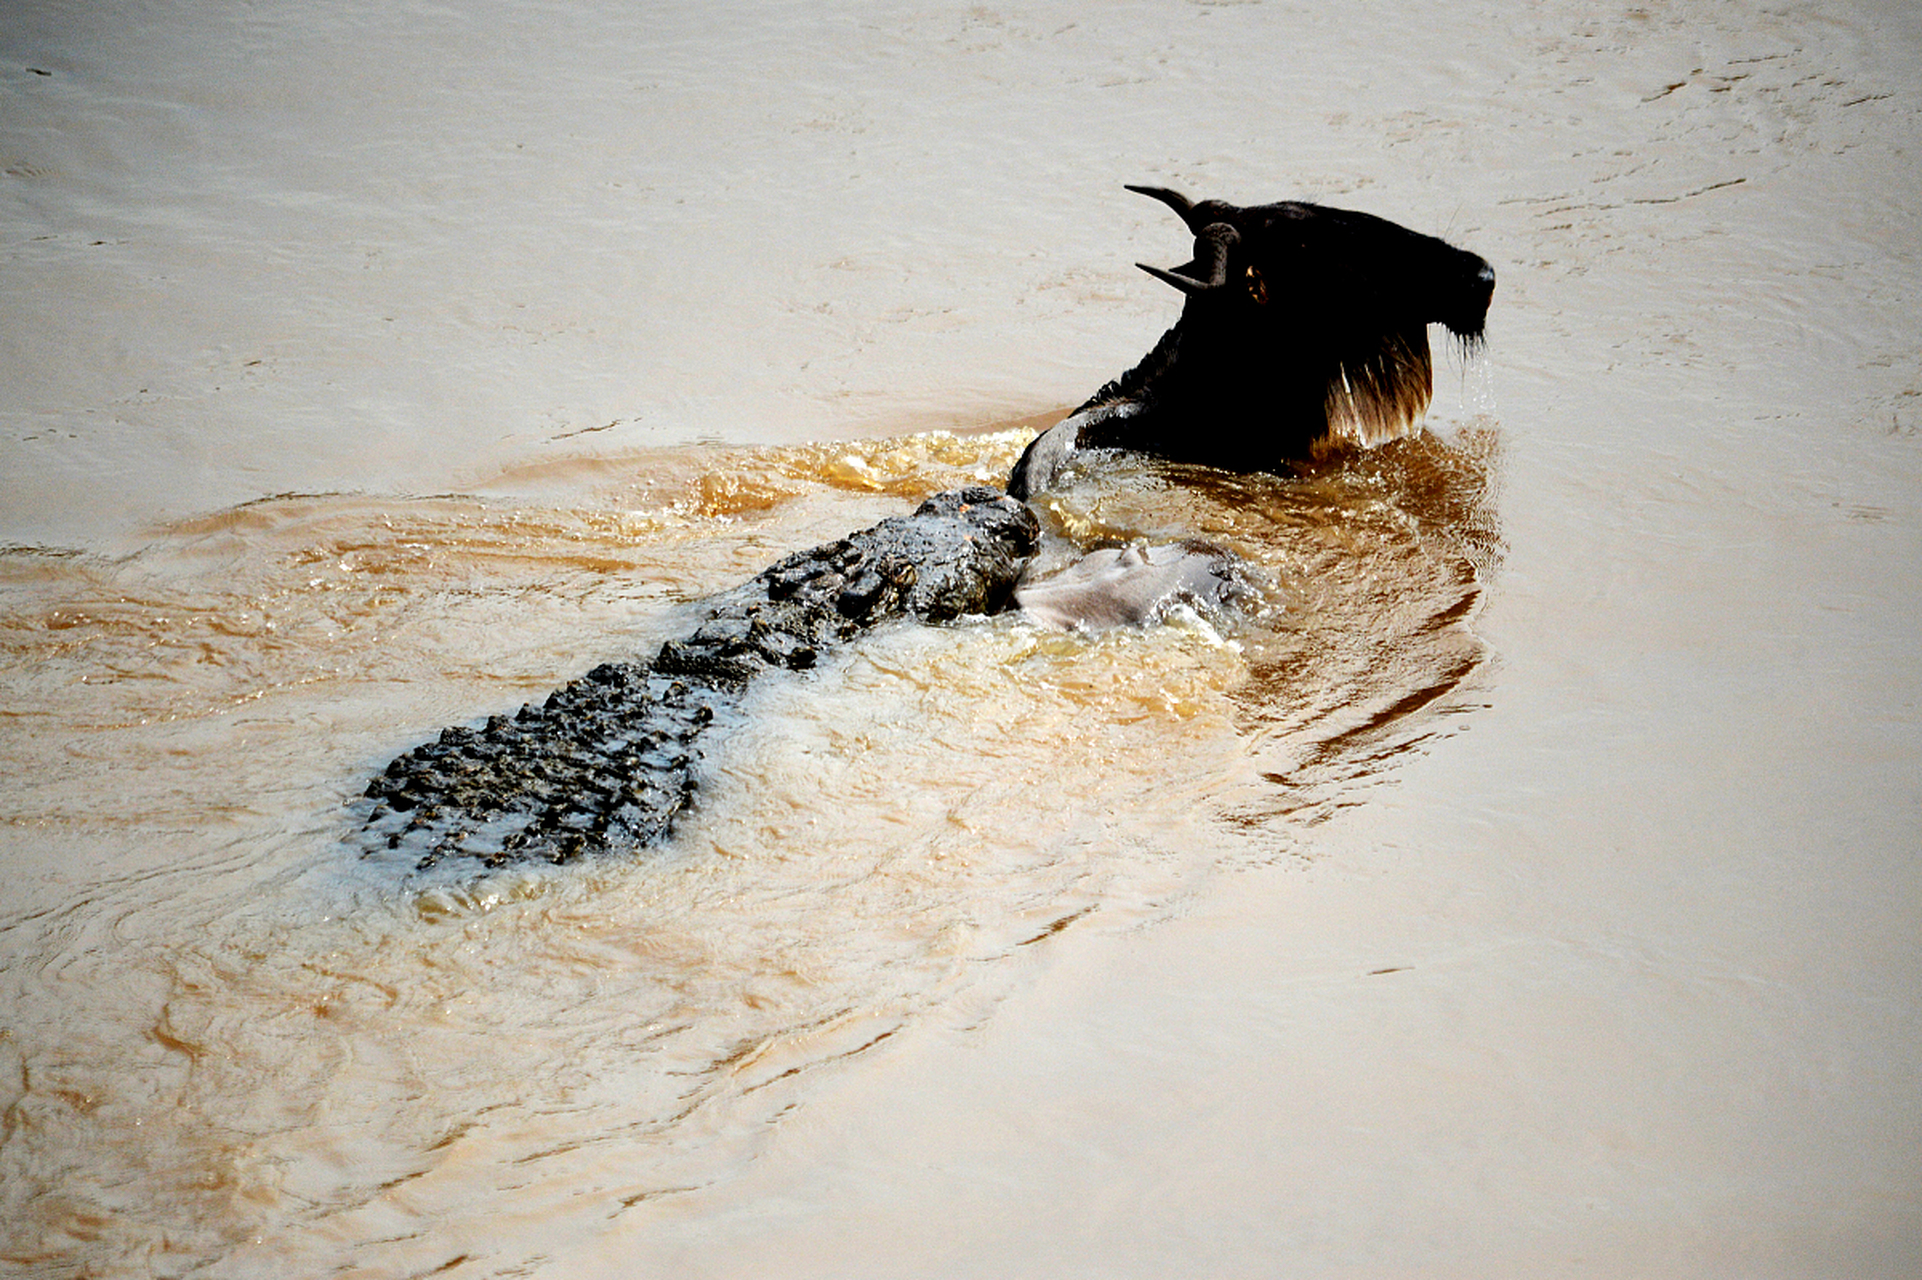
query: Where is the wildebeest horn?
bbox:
[1125,183,1202,230]
[1136,222,1240,294]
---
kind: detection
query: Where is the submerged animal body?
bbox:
[1013,540,1246,631]
[360,489,1037,872]
[1007,186,1495,499]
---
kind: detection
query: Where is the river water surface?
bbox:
[3,2,1919,1277]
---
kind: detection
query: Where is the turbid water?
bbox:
[3,1,1918,1277]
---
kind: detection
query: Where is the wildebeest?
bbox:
[1007,186,1495,499]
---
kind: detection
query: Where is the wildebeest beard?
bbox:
[1007,186,1495,499]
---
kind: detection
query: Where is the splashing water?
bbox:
[0,420,1499,1275]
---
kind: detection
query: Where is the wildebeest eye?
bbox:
[1245,265,1268,306]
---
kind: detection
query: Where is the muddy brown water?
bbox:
[1,420,1501,1272]
[4,0,1920,1276]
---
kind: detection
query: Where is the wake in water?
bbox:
[2,179,1503,1267]
[0,417,1499,1276]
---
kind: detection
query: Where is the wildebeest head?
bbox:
[1006,187,1495,499]
[1127,184,1494,347]
[1126,184,1495,451]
